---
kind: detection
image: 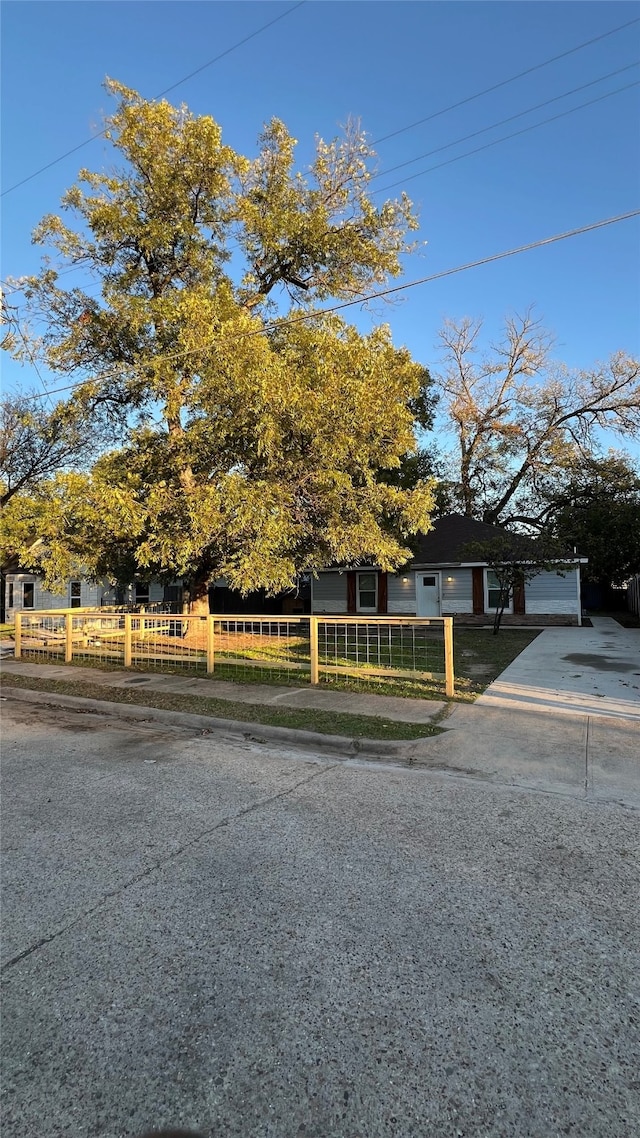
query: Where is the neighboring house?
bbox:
[311,514,587,626]
[3,572,177,622]
[4,571,310,620]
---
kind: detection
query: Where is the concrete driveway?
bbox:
[414,617,640,806]
[1,698,639,1138]
[477,616,640,720]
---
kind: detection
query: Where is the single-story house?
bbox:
[3,570,310,621]
[311,514,587,626]
[2,572,175,622]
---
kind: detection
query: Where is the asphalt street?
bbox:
[1,697,639,1138]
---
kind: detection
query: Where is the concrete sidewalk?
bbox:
[2,618,638,804]
[0,658,446,724]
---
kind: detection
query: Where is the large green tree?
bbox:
[3,81,436,610]
[546,453,640,588]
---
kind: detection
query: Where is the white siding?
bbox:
[5,574,65,619]
[6,574,179,618]
[312,572,417,614]
[440,568,473,614]
[388,573,416,614]
[526,568,579,614]
[5,573,105,619]
[311,572,347,614]
[34,577,68,611]
[100,582,126,606]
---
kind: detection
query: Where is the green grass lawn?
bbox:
[10,626,540,702]
[453,628,541,697]
[0,671,443,741]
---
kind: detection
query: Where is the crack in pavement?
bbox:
[0,761,338,975]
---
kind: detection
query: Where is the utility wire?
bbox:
[2,11,634,201]
[14,324,55,409]
[17,209,640,403]
[6,62,637,300]
[374,79,640,196]
[1,1,306,197]
[372,60,640,184]
[372,15,640,145]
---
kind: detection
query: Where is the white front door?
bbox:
[416,571,441,616]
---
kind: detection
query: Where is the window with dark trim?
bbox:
[70,581,82,608]
[485,569,512,613]
[135,582,150,607]
[8,583,14,609]
[23,582,35,609]
[356,572,377,612]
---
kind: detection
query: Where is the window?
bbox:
[135,582,150,607]
[70,581,82,608]
[357,572,377,612]
[422,575,437,587]
[8,584,14,610]
[485,569,512,613]
[23,582,35,609]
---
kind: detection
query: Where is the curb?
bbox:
[0,685,441,764]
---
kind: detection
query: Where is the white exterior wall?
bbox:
[439,568,474,614]
[312,572,417,614]
[525,568,579,614]
[310,566,580,618]
[5,573,101,621]
[388,573,416,613]
[6,574,176,620]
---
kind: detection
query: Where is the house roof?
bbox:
[410,514,584,566]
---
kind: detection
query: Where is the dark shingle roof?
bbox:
[411,514,533,565]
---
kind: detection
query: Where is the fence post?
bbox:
[309,615,319,685]
[444,617,454,698]
[14,612,22,659]
[124,613,132,668]
[65,613,73,664]
[207,615,215,675]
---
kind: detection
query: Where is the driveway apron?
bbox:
[416,618,639,805]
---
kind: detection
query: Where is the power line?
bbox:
[17,208,640,402]
[372,16,640,146]
[2,10,635,203]
[6,63,636,302]
[13,324,55,410]
[1,1,306,198]
[372,60,640,184]
[374,79,640,196]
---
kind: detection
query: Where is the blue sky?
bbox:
[2,1,639,445]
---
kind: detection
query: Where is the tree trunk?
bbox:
[183,571,211,623]
[493,585,509,635]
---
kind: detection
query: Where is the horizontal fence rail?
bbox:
[13,611,454,696]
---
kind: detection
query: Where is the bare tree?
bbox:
[0,394,89,507]
[435,308,640,526]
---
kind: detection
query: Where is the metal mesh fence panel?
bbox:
[212,617,310,685]
[15,611,452,694]
[129,615,208,672]
[68,612,126,667]
[18,613,67,663]
[316,617,446,694]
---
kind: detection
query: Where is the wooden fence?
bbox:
[13,611,455,697]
